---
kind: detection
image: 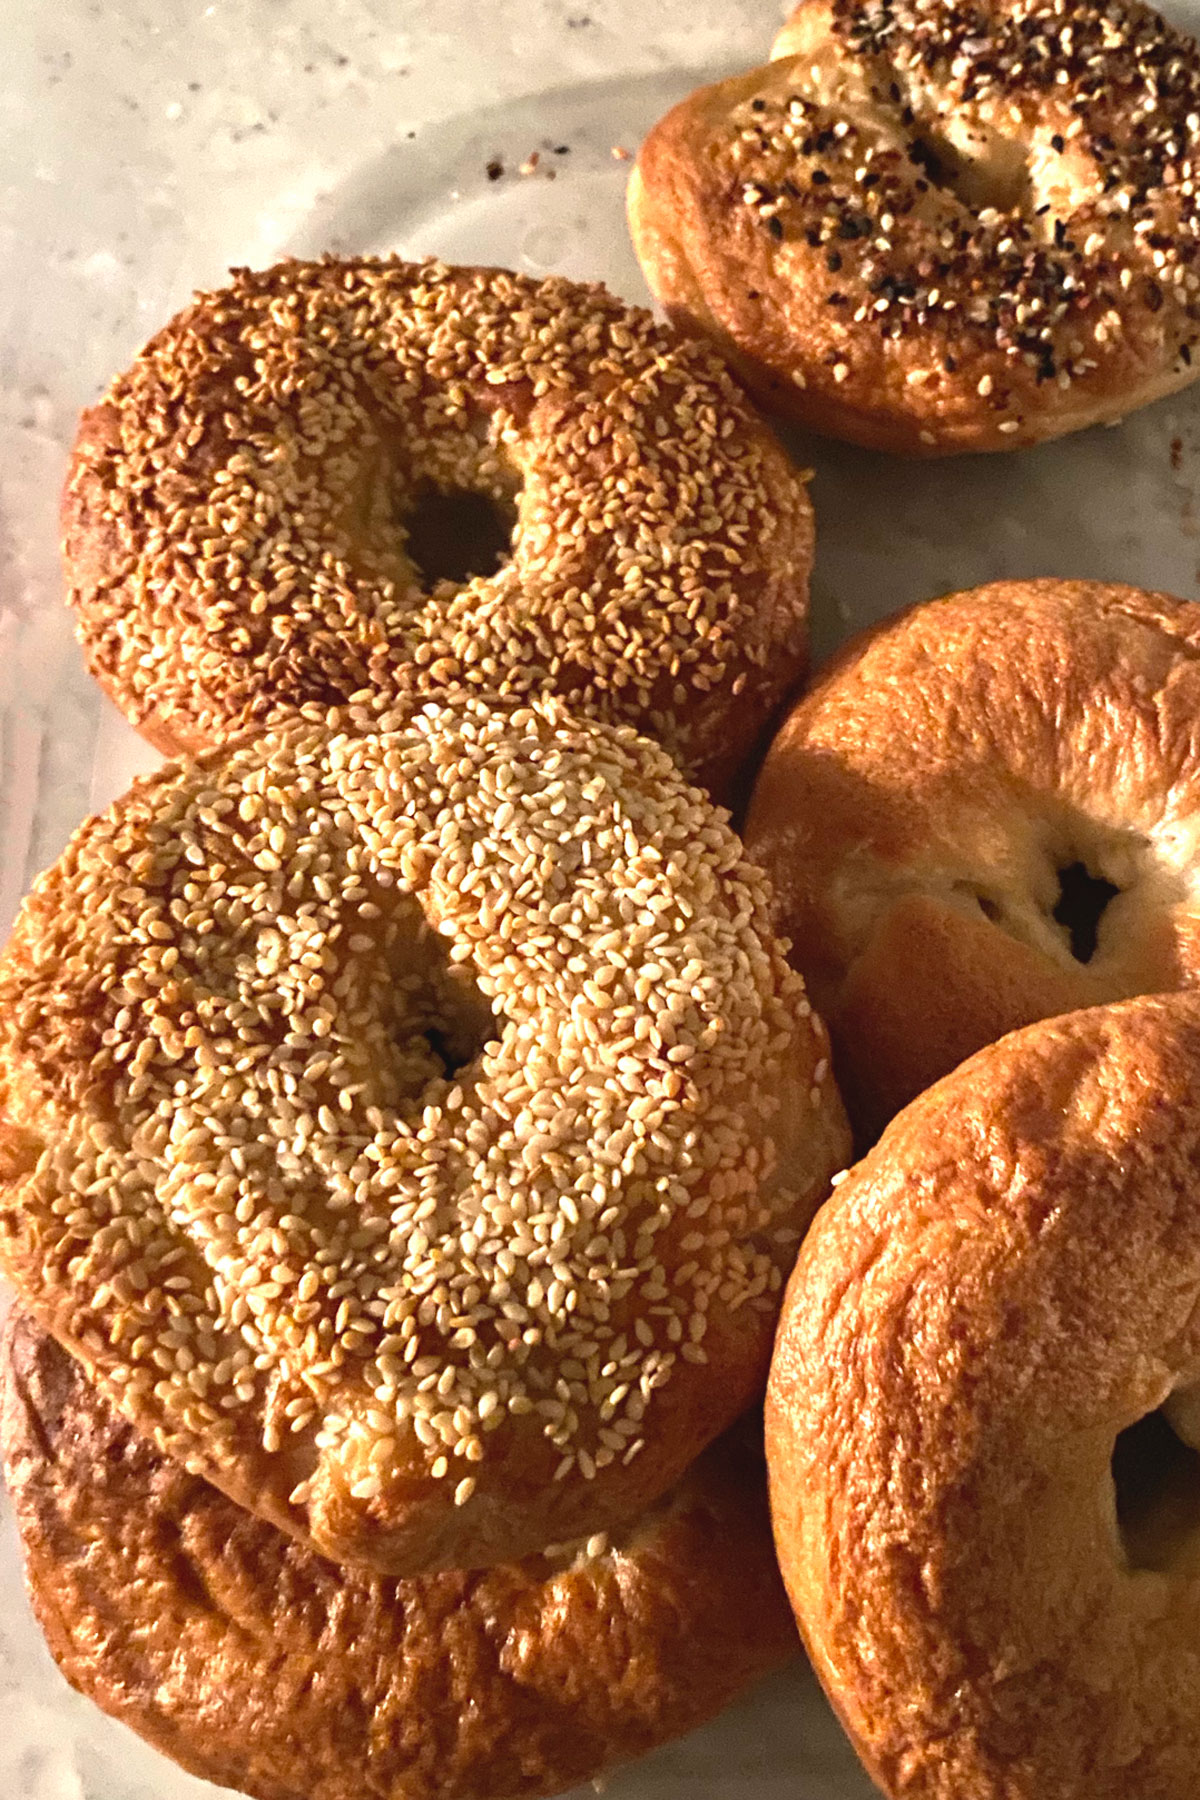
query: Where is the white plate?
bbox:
[4,1,1200,1795]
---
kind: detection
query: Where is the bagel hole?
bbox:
[422,1008,499,1083]
[1112,1411,1200,1572]
[401,969,501,1089]
[907,124,1033,214]
[402,484,518,589]
[380,909,504,1103]
[1052,862,1119,964]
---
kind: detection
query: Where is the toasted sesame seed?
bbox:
[64,257,812,791]
[0,695,842,1554]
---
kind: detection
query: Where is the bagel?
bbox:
[1,1311,796,1800]
[766,991,1200,1800]
[744,578,1200,1140]
[62,255,815,799]
[0,693,849,1575]
[628,0,1200,454]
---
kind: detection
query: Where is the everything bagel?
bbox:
[629,0,1200,453]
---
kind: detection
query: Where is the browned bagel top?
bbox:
[1,1312,797,1800]
[745,578,1200,1134]
[767,991,1200,1800]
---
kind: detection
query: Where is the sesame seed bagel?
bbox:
[767,991,1200,1800]
[0,694,849,1575]
[744,578,1200,1141]
[62,255,815,799]
[1,1313,797,1800]
[627,0,1200,454]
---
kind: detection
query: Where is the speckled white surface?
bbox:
[5,1,1200,1795]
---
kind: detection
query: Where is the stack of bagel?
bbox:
[752,580,1200,1797]
[630,1,1200,1794]
[2,258,852,1800]
[8,1,1200,1798]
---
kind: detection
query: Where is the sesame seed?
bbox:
[0,694,842,1558]
[63,256,813,793]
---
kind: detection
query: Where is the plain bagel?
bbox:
[628,0,1200,453]
[0,694,849,1576]
[1,1311,798,1800]
[744,577,1200,1139]
[62,255,815,800]
[767,990,1200,1800]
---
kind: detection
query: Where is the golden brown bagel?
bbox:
[62,255,815,800]
[1,1311,798,1800]
[744,578,1200,1140]
[628,0,1200,454]
[0,693,849,1576]
[766,991,1200,1800]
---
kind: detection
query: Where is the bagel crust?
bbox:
[766,993,1200,1800]
[629,0,1200,453]
[744,578,1200,1139]
[0,694,849,1575]
[62,256,815,799]
[1,1312,797,1800]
